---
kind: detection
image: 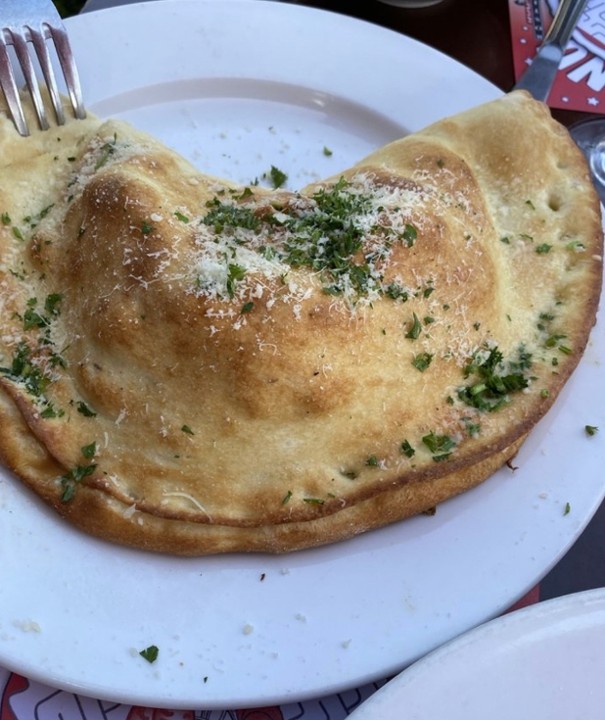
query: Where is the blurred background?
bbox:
[54,0,85,14]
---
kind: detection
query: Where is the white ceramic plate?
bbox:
[0,0,603,710]
[348,587,605,720]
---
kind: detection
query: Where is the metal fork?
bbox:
[0,0,86,136]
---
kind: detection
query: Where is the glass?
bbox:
[569,117,605,206]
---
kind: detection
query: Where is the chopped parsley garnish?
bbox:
[21,294,63,331]
[412,352,433,372]
[24,204,54,229]
[259,245,276,260]
[585,425,599,436]
[174,211,190,223]
[366,455,379,467]
[405,313,422,340]
[76,401,97,417]
[544,333,566,348]
[202,198,261,234]
[400,439,415,458]
[141,221,154,235]
[282,490,293,504]
[0,342,50,397]
[466,422,481,437]
[563,502,571,516]
[181,424,194,435]
[198,176,423,301]
[240,301,254,314]
[323,146,333,157]
[60,462,97,502]
[303,497,325,505]
[23,299,48,330]
[384,283,409,302]
[508,345,533,373]
[282,178,374,294]
[535,243,552,254]
[81,441,97,460]
[422,432,456,461]
[457,345,531,413]
[59,443,99,501]
[40,404,63,419]
[139,645,159,664]
[95,133,118,170]
[566,240,585,252]
[267,165,287,189]
[226,263,247,298]
[537,311,555,331]
[402,223,417,248]
[45,293,63,316]
[1,292,67,415]
[1,212,11,225]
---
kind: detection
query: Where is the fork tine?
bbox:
[9,28,51,131]
[28,26,66,126]
[0,0,86,136]
[0,37,29,136]
[44,24,86,121]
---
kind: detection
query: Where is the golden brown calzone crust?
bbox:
[0,90,601,554]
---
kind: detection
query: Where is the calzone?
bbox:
[0,90,601,554]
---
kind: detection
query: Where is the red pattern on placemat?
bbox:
[126,707,194,719]
[506,584,541,613]
[0,674,29,720]
[236,707,285,719]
